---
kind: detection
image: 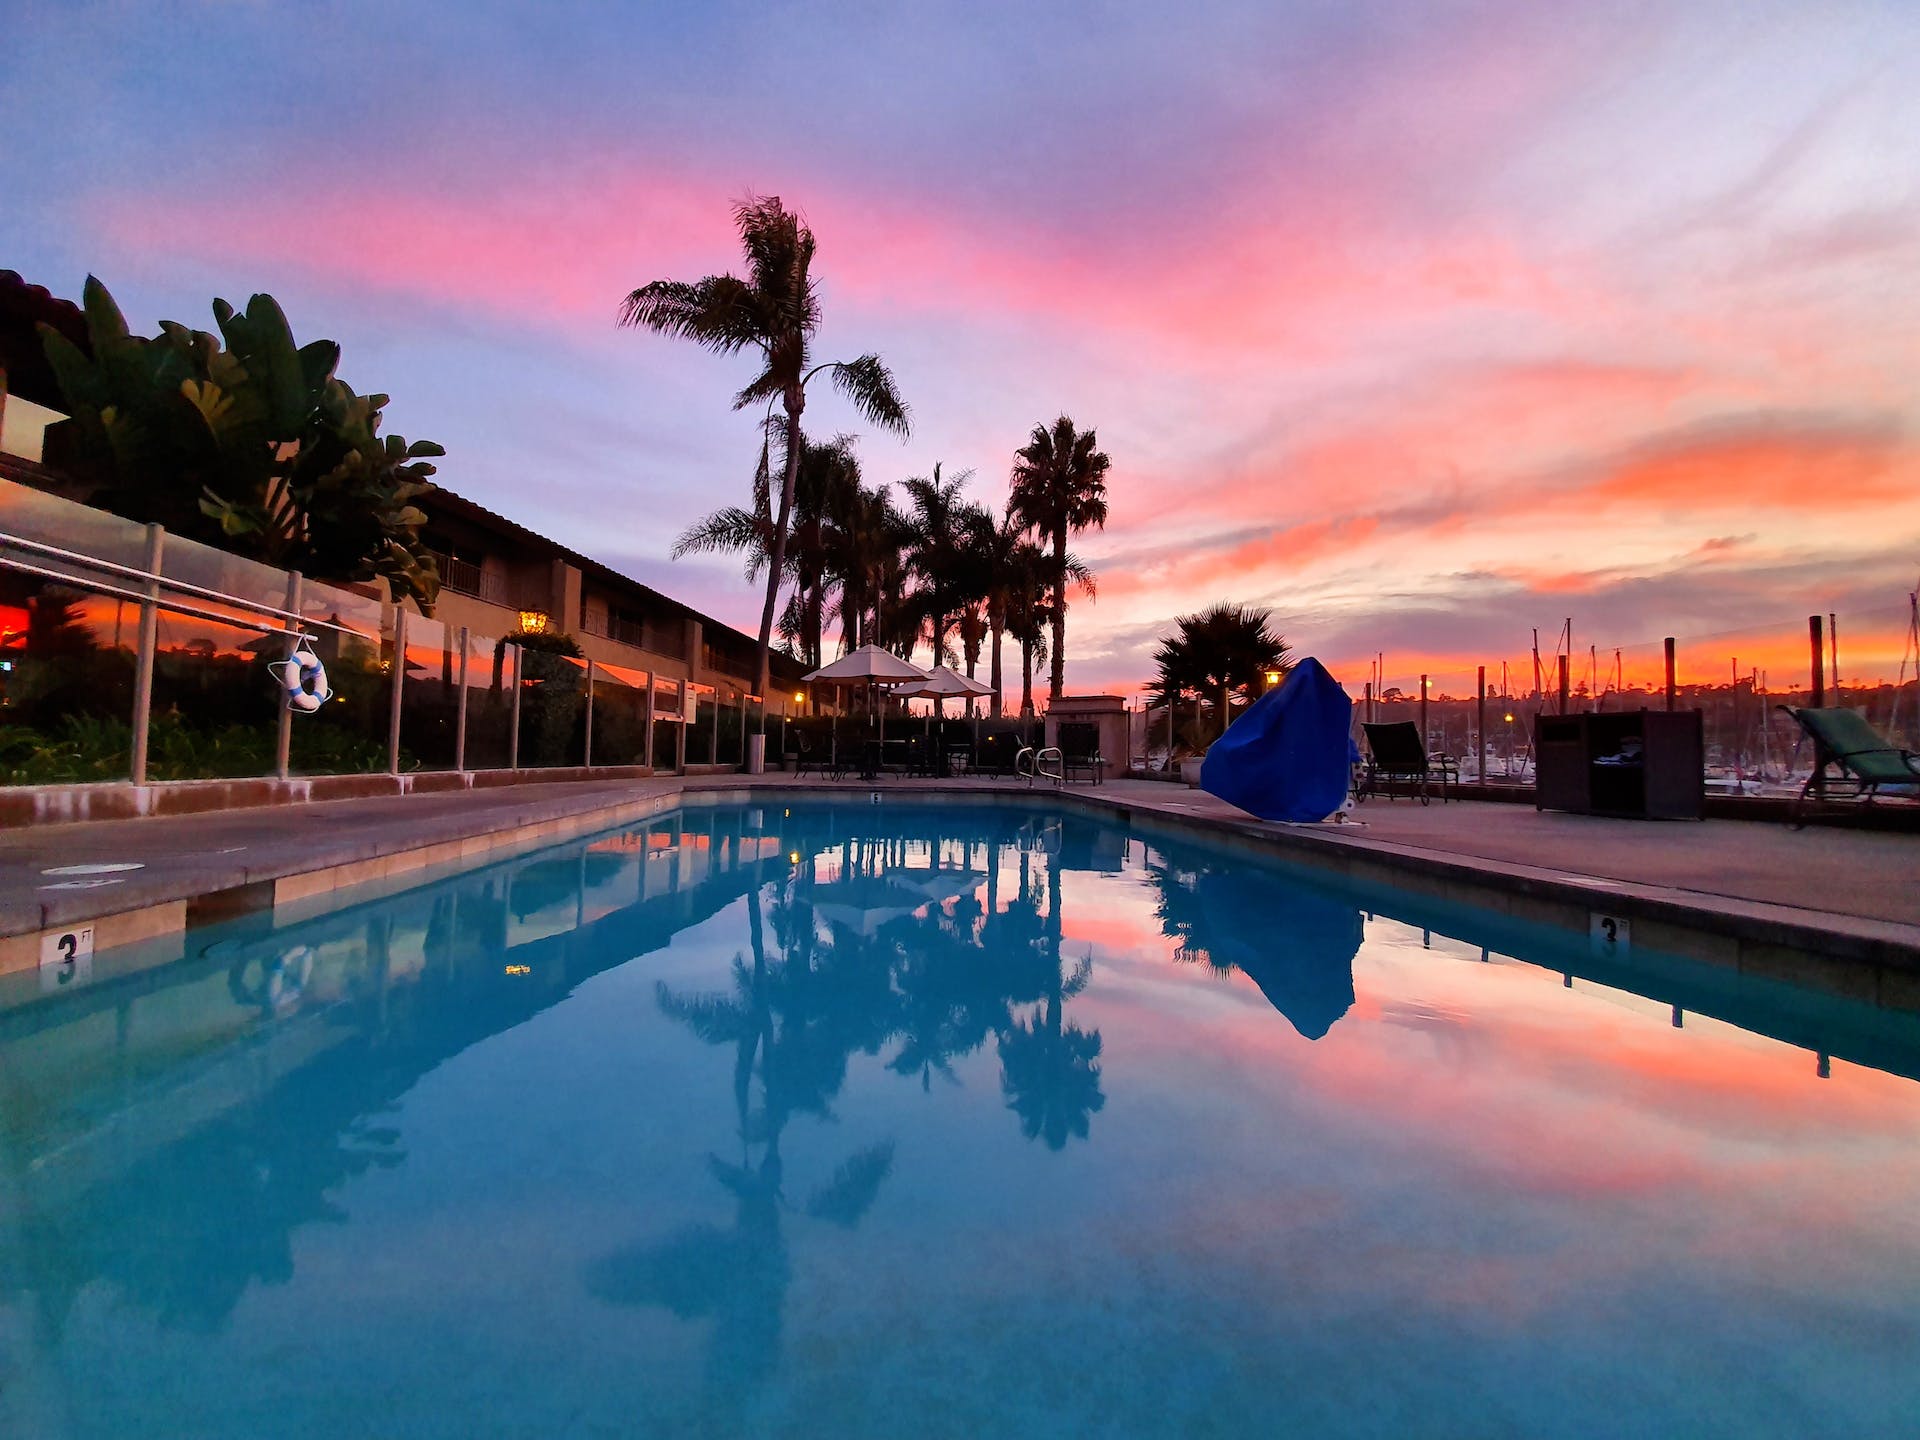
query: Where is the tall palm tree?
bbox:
[964,509,1023,718]
[673,430,861,673]
[1009,415,1110,701]
[898,463,982,668]
[1151,602,1290,745]
[946,503,1002,709]
[1002,540,1093,717]
[824,481,906,652]
[621,194,910,712]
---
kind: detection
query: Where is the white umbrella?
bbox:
[803,644,929,683]
[898,664,993,701]
[803,644,929,753]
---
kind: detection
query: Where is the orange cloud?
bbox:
[1582,416,1915,510]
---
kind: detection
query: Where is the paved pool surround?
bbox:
[2,777,1916,1009]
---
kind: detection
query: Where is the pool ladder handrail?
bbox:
[1015,745,1065,787]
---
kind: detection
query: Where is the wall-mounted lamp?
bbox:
[518,609,550,635]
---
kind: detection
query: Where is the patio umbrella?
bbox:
[804,644,929,744]
[899,664,994,749]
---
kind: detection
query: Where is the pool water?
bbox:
[3,799,1918,1437]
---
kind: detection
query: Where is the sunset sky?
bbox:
[5,0,1918,698]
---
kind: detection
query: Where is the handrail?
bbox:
[0,529,366,637]
[1035,745,1065,785]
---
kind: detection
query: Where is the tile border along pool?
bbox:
[2,778,1916,1015]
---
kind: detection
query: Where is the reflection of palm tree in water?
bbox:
[587,863,895,1402]
[996,846,1105,1150]
[587,821,1109,1404]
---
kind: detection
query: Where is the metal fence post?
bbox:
[583,658,596,767]
[128,524,164,784]
[1475,666,1486,788]
[275,571,302,780]
[387,606,408,775]
[710,685,720,766]
[1419,674,1429,749]
[1663,637,1676,711]
[675,680,688,772]
[454,625,470,771]
[507,642,522,770]
[1808,614,1825,707]
[644,670,657,772]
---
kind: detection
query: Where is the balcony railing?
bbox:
[580,609,686,660]
[429,552,539,611]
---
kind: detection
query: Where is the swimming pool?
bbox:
[3,797,1917,1436]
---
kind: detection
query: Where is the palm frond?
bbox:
[827,354,911,436]
[670,507,770,581]
[618,275,765,354]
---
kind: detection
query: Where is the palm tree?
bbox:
[673,430,860,673]
[1001,540,1093,717]
[824,481,907,652]
[1009,416,1110,701]
[1151,602,1290,746]
[947,504,1005,711]
[898,463,983,669]
[621,194,910,712]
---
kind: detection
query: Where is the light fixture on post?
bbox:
[1263,669,1282,689]
[517,609,550,635]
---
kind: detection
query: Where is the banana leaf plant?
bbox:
[39,277,443,609]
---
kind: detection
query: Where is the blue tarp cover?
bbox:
[1200,657,1354,823]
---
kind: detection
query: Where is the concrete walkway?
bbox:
[2,774,1915,975]
[1121,783,1920,927]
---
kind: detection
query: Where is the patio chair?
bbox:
[1061,737,1105,784]
[1778,705,1920,827]
[1358,721,1457,805]
[788,731,818,778]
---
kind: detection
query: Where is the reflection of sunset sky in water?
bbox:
[3,801,1916,1436]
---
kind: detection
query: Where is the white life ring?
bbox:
[265,944,314,1015]
[270,636,331,712]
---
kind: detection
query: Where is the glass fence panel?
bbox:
[0,477,154,582]
[716,684,745,768]
[464,633,517,771]
[514,648,585,768]
[1669,620,1807,794]
[684,683,716,766]
[398,615,458,771]
[1831,602,1916,746]
[0,575,138,783]
[301,577,384,644]
[148,604,284,778]
[651,675,684,771]
[158,527,298,626]
[588,663,650,767]
[284,613,390,776]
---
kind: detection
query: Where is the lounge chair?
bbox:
[1778,705,1920,826]
[1358,721,1457,805]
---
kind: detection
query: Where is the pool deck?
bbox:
[1,775,1915,987]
